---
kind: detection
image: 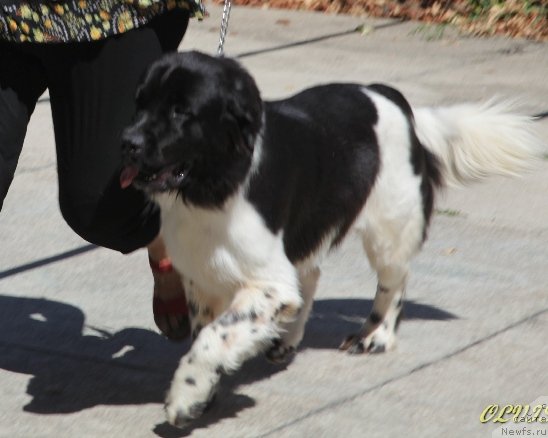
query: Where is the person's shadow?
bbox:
[0,294,456,437]
[0,294,190,413]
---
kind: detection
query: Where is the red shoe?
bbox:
[150,257,191,341]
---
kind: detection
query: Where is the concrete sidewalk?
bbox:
[1,5,547,438]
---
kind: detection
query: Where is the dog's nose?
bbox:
[122,131,146,159]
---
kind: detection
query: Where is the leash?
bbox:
[217,0,232,56]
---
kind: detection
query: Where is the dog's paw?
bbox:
[165,398,212,429]
[165,384,217,428]
[165,363,219,428]
[265,338,296,364]
[339,325,396,355]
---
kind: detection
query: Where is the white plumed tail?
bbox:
[413,101,546,186]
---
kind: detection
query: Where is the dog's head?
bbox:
[120,51,263,206]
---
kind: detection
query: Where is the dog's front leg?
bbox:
[165,284,302,427]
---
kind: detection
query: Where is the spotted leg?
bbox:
[165,283,302,427]
[340,268,407,354]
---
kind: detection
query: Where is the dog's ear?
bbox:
[219,59,263,155]
[134,55,176,107]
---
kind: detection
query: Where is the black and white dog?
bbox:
[120,51,543,427]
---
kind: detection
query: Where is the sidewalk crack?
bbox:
[256,307,548,437]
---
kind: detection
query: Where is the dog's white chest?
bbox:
[155,192,285,295]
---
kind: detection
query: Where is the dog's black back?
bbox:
[248,85,383,262]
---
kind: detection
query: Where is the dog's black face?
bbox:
[121,51,263,206]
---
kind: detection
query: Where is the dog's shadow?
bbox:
[0,294,456,437]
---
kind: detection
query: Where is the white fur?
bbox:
[156,190,303,426]
[414,101,546,186]
[356,90,426,268]
[155,191,299,300]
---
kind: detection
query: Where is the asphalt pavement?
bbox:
[1,4,547,438]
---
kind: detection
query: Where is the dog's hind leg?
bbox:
[338,90,432,354]
[340,187,425,354]
[339,261,408,354]
[165,282,302,427]
[266,266,321,363]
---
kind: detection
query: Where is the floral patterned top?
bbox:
[0,0,205,43]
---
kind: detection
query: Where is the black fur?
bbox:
[248,85,380,262]
[122,52,262,207]
[369,311,382,325]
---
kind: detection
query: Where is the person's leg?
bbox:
[148,234,191,338]
[40,10,189,252]
[40,9,191,338]
[0,42,47,211]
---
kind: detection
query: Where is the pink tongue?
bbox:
[120,166,139,189]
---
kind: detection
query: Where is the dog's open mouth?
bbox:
[120,163,191,192]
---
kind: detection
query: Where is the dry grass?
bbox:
[215,0,548,41]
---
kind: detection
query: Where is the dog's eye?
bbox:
[170,104,191,121]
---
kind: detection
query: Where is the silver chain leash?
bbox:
[217,0,232,56]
